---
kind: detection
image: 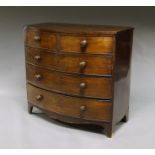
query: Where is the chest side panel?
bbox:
[113,29,134,125]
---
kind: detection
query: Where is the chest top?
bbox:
[25,22,133,35]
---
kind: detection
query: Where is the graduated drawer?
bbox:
[60,35,113,54]
[26,64,112,99]
[27,84,112,121]
[26,47,113,76]
[25,30,57,49]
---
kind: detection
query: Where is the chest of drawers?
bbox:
[24,23,134,137]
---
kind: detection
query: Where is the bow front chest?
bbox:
[25,23,134,137]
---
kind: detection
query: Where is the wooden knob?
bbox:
[35,95,43,101]
[80,105,87,112]
[79,61,86,69]
[34,35,40,41]
[80,40,87,48]
[34,55,41,60]
[80,82,86,89]
[34,74,42,80]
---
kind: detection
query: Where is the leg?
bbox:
[28,103,33,114]
[121,108,129,122]
[102,123,113,138]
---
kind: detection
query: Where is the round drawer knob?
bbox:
[34,55,41,60]
[79,61,86,69]
[35,95,43,101]
[80,82,86,89]
[80,105,87,112]
[80,40,87,48]
[34,74,42,80]
[34,35,40,41]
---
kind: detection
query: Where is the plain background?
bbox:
[0,6,155,149]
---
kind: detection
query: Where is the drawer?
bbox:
[27,84,112,121]
[26,64,112,99]
[25,30,57,49]
[26,47,113,75]
[60,35,113,54]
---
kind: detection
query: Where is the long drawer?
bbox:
[26,64,112,99]
[27,84,112,121]
[25,47,113,76]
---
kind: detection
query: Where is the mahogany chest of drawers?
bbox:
[24,23,134,137]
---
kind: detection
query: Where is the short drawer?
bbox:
[26,64,112,99]
[25,30,57,49]
[27,84,112,121]
[26,47,113,76]
[60,35,113,54]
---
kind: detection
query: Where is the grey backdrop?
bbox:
[0,7,155,149]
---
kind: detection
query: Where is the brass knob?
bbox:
[80,82,86,89]
[79,61,86,69]
[35,95,43,101]
[34,55,41,60]
[80,40,87,48]
[80,105,87,112]
[34,74,42,80]
[34,35,40,41]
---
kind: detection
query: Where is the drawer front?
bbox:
[26,64,112,99]
[26,47,113,75]
[25,30,57,49]
[60,35,113,54]
[27,84,112,121]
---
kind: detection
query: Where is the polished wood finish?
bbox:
[25,47,112,75]
[25,23,134,138]
[112,30,133,125]
[26,63,112,99]
[59,35,113,54]
[25,22,132,35]
[25,30,57,49]
[27,84,112,121]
